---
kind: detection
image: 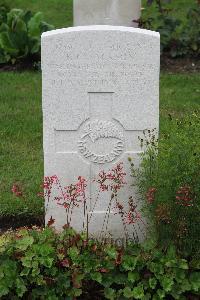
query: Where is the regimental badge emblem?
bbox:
[78,119,124,164]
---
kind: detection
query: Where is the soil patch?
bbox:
[0,59,39,72]
[0,215,44,233]
[161,55,200,73]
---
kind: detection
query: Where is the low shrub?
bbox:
[0,5,54,65]
[0,226,200,299]
[141,0,200,58]
[131,113,200,258]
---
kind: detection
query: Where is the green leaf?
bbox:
[141,239,156,251]
[157,289,165,299]
[0,48,10,63]
[68,246,79,262]
[106,247,117,260]
[13,18,27,32]
[0,23,9,32]
[0,31,19,55]
[122,255,138,271]
[28,12,43,37]
[40,21,54,33]
[142,293,151,300]
[178,259,188,270]
[0,268,4,279]
[72,288,82,297]
[148,262,164,275]
[180,279,191,292]
[15,236,34,251]
[21,10,33,24]
[191,43,198,51]
[149,277,157,289]
[132,286,145,299]
[0,282,9,297]
[123,287,133,298]
[102,274,115,288]
[20,268,30,276]
[114,273,127,285]
[165,260,177,268]
[38,244,54,257]
[104,287,116,300]
[29,37,40,54]
[190,272,200,292]
[160,276,174,292]
[16,278,27,297]
[128,271,139,283]
[173,269,186,283]
[39,257,54,268]
[7,9,23,27]
[91,272,102,284]
[21,256,33,268]
[166,245,177,260]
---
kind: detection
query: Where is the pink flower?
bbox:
[146,187,157,204]
[11,184,23,197]
[94,163,126,193]
[125,210,141,224]
[60,259,70,268]
[176,186,193,207]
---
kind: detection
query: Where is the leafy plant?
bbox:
[130,113,200,258]
[0,3,9,24]
[0,226,199,299]
[141,0,200,58]
[0,7,54,65]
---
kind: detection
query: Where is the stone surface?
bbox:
[74,0,141,27]
[42,26,160,242]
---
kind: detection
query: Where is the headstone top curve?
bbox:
[41,25,160,39]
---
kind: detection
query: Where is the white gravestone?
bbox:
[42,26,160,242]
[74,0,141,27]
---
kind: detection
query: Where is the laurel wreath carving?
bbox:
[81,120,123,143]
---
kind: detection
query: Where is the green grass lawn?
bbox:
[5,0,194,29]
[0,72,43,217]
[6,0,73,28]
[0,72,199,217]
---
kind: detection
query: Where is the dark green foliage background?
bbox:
[131,114,200,257]
[141,1,200,58]
[0,4,54,64]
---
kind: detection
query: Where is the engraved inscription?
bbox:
[78,120,124,164]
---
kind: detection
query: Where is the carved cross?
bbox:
[54,92,143,238]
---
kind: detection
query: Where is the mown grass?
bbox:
[0,72,43,217]
[0,71,199,217]
[5,0,73,28]
[5,0,193,29]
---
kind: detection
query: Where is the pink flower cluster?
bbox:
[43,175,58,199]
[95,163,126,192]
[146,187,157,204]
[125,210,141,225]
[176,186,193,207]
[114,197,143,225]
[11,184,23,197]
[43,175,87,209]
[32,162,146,232]
[58,176,87,209]
[125,197,142,225]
